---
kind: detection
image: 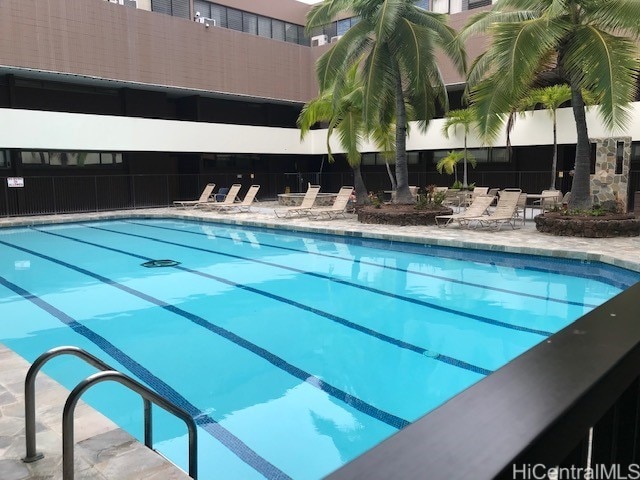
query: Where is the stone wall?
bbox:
[590,136,631,210]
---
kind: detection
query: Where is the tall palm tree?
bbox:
[298,66,393,205]
[518,85,571,191]
[442,108,476,188]
[464,0,640,209]
[306,0,466,203]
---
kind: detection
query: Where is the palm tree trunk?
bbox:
[393,68,413,204]
[385,160,397,191]
[568,83,591,209]
[352,164,370,205]
[551,111,558,190]
[462,136,468,189]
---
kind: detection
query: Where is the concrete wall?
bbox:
[2,103,639,155]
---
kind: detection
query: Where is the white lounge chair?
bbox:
[475,190,523,230]
[172,183,215,208]
[274,185,321,218]
[309,186,354,220]
[435,195,495,227]
[201,184,242,210]
[216,185,260,213]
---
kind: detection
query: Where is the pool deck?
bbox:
[0,203,639,479]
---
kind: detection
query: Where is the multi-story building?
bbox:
[0,0,638,215]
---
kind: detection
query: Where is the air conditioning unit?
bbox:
[330,35,343,43]
[311,34,328,46]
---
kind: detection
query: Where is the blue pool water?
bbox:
[0,219,637,479]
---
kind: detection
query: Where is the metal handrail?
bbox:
[22,346,198,479]
[63,370,198,480]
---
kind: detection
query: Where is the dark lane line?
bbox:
[0,237,411,430]
[33,227,493,375]
[126,220,597,309]
[88,223,553,337]
[0,275,290,480]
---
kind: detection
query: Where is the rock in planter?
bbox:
[358,204,453,226]
[534,213,640,237]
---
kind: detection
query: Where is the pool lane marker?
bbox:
[34,226,495,375]
[0,237,411,431]
[87,224,553,338]
[0,275,291,480]
[126,220,599,309]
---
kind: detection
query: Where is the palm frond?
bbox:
[583,0,640,38]
[315,20,372,92]
[361,42,396,128]
[563,25,639,130]
[305,0,353,32]
[297,93,333,138]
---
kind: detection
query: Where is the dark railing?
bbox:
[326,282,640,480]
[1,171,638,217]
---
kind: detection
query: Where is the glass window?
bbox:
[210,4,227,28]
[285,23,298,43]
[272,20,285,41]
[257,16,271,38]
[414,0,429,10]
[226,8,242,31]
[242,12,257,34]
[297,25,308,45]
[193,0,210,18]
[337,18,351,36]
[78,152,99,165]
[21,151,48,164]
[101,153,123,164]
[323,22,337,39]
[362,153,377,165]
[467,148,489,163]
[0,150,10,168]
[407,152,419,165]
[490,148,509,163]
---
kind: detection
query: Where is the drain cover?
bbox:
[141,259,180,268]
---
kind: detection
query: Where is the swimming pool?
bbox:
[0,219,637,479]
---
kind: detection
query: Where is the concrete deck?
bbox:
[0,203,638,479]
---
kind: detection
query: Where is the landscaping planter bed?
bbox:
[534,213,640,237]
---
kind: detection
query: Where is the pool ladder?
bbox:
[21,346,198,479]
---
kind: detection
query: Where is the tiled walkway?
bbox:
[0,204,638,479]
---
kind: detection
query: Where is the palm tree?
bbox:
[518,85,571,191]
[464,0,640,209]
[306,0,466,203]
[298,65,393,205]
[436,150,477,187]
[442,108,476,189]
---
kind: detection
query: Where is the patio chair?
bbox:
[200,184,242,210]
[308,186,354,220]
[213,187,229,202]
[435,195,495,227]
[533,190,562,212]
[216,185,260,213]
[274,185,321,218]
[172,183,216,208]
[475,190,523,230]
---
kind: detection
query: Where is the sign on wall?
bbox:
[7,177,24,188]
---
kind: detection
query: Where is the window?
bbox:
[0,150,10,168]
[407,152,419,165]
[590,142,597,174]
[21,151,122,166]
[337,18,351,36]
[272,20,285,41]
[226,8,242,31]
[414,0,429,10]
[257,16,271,38]
[210,4,227,28]
[193,0,210,18]
[242,12,257,35]
[362,153,377,165]
[285,23,298,43]
[616,141,624,174]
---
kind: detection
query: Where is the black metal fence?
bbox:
[326,281,640,480]
[1,171,639,217]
